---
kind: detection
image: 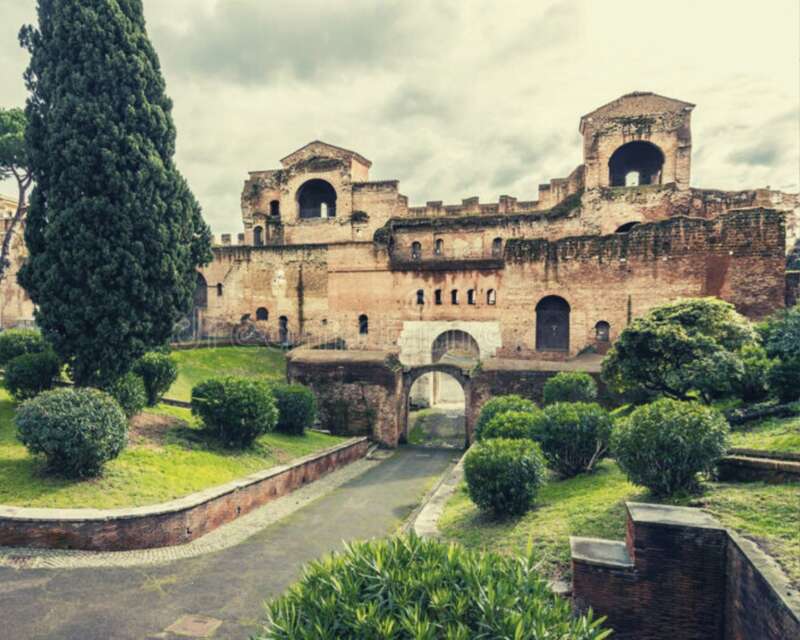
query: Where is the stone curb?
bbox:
[0,436,369,551]
[410,450,466,538]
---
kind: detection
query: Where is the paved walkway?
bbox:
[0,447,456,640]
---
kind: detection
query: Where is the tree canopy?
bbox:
[0,107,31,282]
[18,0,212,385]
[601,298,756,402]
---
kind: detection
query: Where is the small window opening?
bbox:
[359,314,369,335]
[216,283,223,297]
[256,307,268,321]
[253,226,263,246]
[434,289,442,305]
[416,289,425,305]
[434,239,443,256]
[451,289,459,305]
[487,289,496,305]
[467,289,475,305]
[411,241,422,260]
[595,320,610,342]
[492,237,503,257]
[270,200,280,217]
[625,171,640,187]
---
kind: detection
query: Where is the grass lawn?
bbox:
[439,460,800,587]
[729,414,800,454]
[0,389,344,509]
[166,345,286,401]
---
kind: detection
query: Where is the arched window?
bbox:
[416,289,425,305]
[216,283,223,297]
[297,179,337,219]
[279,316,289,343]
[256,307,268,321]
[411,241,422,260]
[487,289,496,305]
[434,289,442,305]
[194,273,208,308]
[536,295,570,351]
[434,239,444,256]
[270,200,280,217]
[451,289,459,305]
[492,237,503,257]
[253,226,263,246]
[467,289,475,305]
[608,141,664,187]
[595,320,610,342]
[615,221,640,233]
[358,314,369,335]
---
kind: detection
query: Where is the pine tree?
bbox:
[18,0,212,385]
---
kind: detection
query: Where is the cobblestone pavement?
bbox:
[0,447,457,640]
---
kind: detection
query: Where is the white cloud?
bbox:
[1,0,797,232]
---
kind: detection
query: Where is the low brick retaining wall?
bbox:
[718,451,800,483]
[0,437,369,552]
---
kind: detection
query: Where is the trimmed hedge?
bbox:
[260,534,610,640]
[107,372,147,418]
[533,402,612,477]
[542,372,598,405]
[3,350,60,400]
[464,438,546,516]
[475,395,537,441]
[272,383,317,435]
[15,387,128,478]
[0,328,47,366]
[481,410,539,441]
[191,376,278,447]
[612,399,729,496]
[133,352,178,406]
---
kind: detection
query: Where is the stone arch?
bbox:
[536,295,570,352]
[615,221,641,233]
[256,307,268,321]
[297,179,337,219]
[431,329,480,364]
[608,141,664,187]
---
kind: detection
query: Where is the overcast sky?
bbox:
[1,0,798,233]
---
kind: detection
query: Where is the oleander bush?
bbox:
[15,387,128,478]
[767,358,800,404]
[542,372,598,406]
[533,402,613,477]
[464,438,546,517]
[481,410,540,441]
[133,352,178,405]
[3,350,60,400]
[474,395,537,441]
[191,376,278,447]
[271,383,317,435]
[107,372,147,418]
[0,328,47,366]
[259,534,611,640]
[612,398,729,496]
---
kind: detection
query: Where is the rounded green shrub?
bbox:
[734,343,773,403]
[191,376,278,447]
[271,383,317,435]
[259,534,610,640]
[0,328,47,366]
[107,372,147,418]
[474,394,537,441]
[612,399,729,496]
[3,350,60,400]
[464,438,546,516]
[133,352,178,405]
[534,402,612,477]
[542,371,598,405]
[481,410,539,441]
[15,387,127,478]
[767,358,800,403]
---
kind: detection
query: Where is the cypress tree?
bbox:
[18,0,212,385]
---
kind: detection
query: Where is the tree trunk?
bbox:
[0,175,30,284]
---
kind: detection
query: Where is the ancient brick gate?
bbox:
[400,363,474,448]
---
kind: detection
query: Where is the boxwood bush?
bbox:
[259,534,610,640]
[474,394,537,441]
[3,350,61,400]
[107,372,147,418]
[16,387,128,478]
[542,371,598,405]
[271,383,317,435]
[464,438,546,517]
[133,352,178,406]
[191,376,278,447]
[612,398,729,496]
[533,402,612,477]
[767,357,800,403]
[0,328,47,366]
[481,410,540,441]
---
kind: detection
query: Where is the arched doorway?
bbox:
[297,179,337,219]
[536,296,570,352]
[608,141,664,187]
[404,364,470,449]
[431,329,480,365]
